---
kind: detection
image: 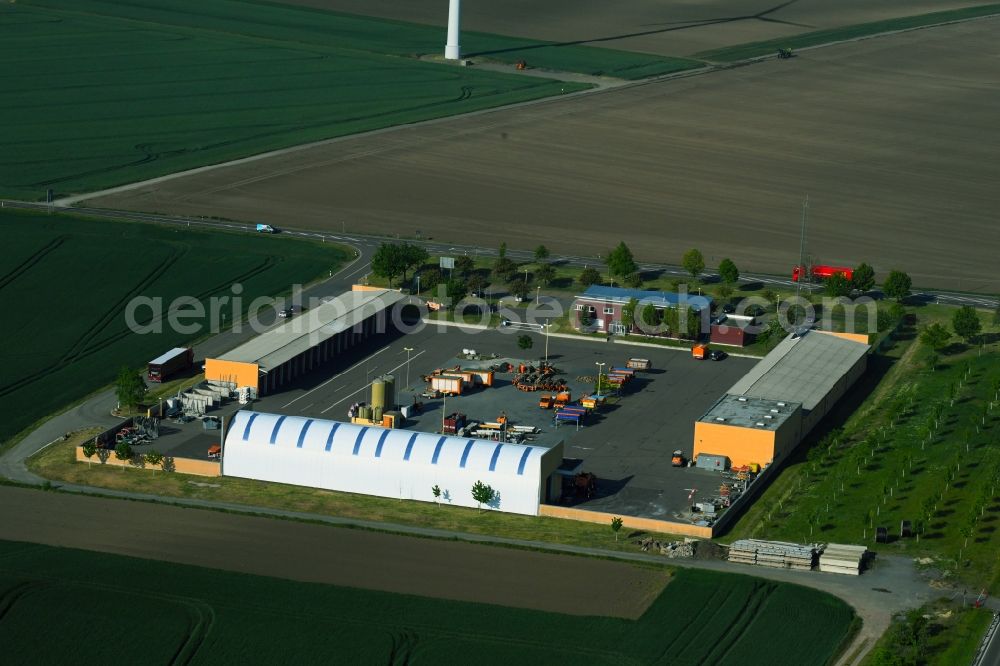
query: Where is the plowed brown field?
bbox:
[277,0,988,56]
[94,19,1000,292]
[0,486,667,618]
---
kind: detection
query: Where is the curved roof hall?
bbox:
[228,411,544,477]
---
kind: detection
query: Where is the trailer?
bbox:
[792,264,854,283]
[626,358,652,370]
[147,347,194,383]
[429,375,462,395]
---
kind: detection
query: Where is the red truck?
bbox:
[147,347,194,383]
[792,265,853,282]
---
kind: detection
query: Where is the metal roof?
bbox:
[148,347,189,365]
[699,394,801,431]
[727,330,869,411]
[218,289,405,371]
[227,411,552,476]
[577,285,712,310]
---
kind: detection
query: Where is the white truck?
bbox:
[256,224,277,233]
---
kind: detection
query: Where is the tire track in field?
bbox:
[0,580,45,625]
[647,583,734,663]
[700,581,776,665]
[56,247,186,366]
[0,236,66,293]
[0,247,186,397]
[76,254,277,358]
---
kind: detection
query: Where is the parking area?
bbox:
[244,323,757,522]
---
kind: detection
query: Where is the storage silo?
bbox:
[383,374,396,410]
[371,378,386,410]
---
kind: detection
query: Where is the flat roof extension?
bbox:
[699,394,800,431]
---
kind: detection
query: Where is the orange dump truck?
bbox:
[692,344,708,360]
[538,394,553,409]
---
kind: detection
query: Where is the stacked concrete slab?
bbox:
[818,543,867,575]
[728,539,815,570]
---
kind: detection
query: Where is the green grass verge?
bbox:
[30,438,684,554]
[862,600,994,666]
[2,0,700,199]
[0,209,350,445]
[696,4,1000,62]
[0,538,855,665]
[722,303,1000,588]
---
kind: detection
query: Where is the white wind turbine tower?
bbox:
[445,0,461,60]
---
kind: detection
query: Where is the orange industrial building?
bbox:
[205,288,408,396]
[694,330,869,469]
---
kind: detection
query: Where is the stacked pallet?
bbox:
[818,543,867,575]
[727,540,758,566]
[728,539,816,570]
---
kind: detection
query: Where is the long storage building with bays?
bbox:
[223,411,565,515]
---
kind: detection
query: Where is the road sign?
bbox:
[439,257,455,269]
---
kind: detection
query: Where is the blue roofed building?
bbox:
[572,285,713,336]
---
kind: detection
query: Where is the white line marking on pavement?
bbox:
[281,346,389,408]
[320,350,426,414]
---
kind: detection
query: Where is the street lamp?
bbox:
[536,285,540,305]
[403,347,414,390]
[595,361,606,399]
[543,321,551,364]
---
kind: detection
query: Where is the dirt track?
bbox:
[95,19,1000,292]
[280,0,986,56]
[0,486,667,618]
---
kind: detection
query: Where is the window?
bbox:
[588,306,596,313]
[603,307,614,315]
[574,304,584,311]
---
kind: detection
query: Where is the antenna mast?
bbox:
[796,195,809,298]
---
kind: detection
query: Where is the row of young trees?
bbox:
[81,439,164,471]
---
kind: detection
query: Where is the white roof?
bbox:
[727,330,869,411]
[227,411,552,476]
[149,347,189,365]
[219,290,405,371]
[223,411,563,515]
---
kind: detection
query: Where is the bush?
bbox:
[579,267,602,287]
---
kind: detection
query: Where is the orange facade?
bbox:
[693,421,778,469]
[204,359,260,392]
[539,504,713,538]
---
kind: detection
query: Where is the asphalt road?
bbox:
[5,201,996,309]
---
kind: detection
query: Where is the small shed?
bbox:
[710,315,757,347]
[695,453,730,471]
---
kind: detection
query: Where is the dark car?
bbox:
[278,306,295,318]
[710,350,727,361]
[721,303,736,314]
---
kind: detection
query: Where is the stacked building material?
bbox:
[727,540,759,566]
[728,539,816,570]
[818,543,867,575]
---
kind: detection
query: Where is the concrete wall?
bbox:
[539,504,713,538]
[802,353,868,435]
[76,447,221,477]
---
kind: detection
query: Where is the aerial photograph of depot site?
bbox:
[2,1,1000,664]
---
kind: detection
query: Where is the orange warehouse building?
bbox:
[693,329,869,469]
[205,289,409,396]
[694,396,802,468]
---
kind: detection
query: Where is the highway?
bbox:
[4,200,997,309]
